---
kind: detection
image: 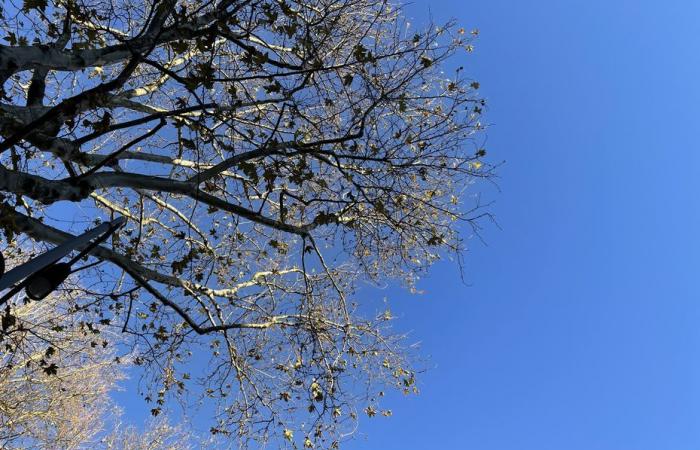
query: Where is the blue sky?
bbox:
[342,1,700,449]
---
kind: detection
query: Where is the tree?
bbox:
[0,250,203,449]
[101,416,197,450]
[0,280,122,448]
[0,0,491,447]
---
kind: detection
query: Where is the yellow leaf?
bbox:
[365,406,377,417]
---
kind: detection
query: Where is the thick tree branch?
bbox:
[0,166,313,236]
[0,56,142,153]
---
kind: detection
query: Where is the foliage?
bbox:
[0,0,492,447]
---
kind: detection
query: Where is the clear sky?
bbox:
[342,1,700,449]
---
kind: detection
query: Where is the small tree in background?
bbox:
[0,0,491,446]
[0,287,121,448]
[0,250,198,449]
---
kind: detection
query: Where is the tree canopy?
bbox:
[0,0,491,446]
